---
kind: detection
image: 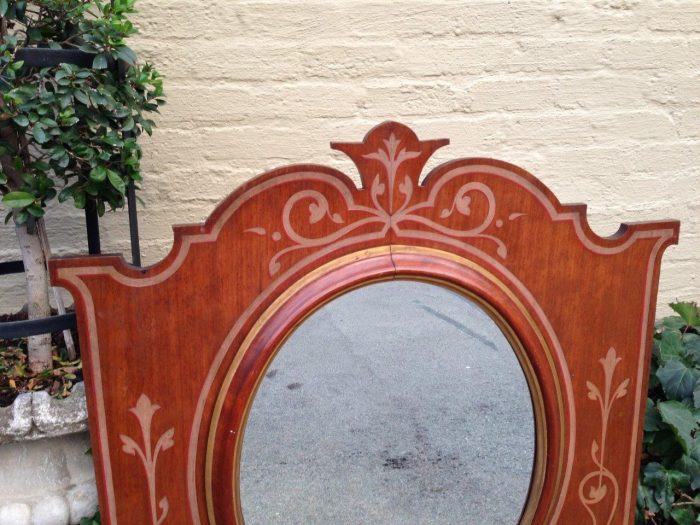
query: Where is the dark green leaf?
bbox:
[14,210,29,224]
[26,204,44,218]
[78,43,98,54]
[674,454,700,490]
[660,331,686,363]
[73,191,86,209]
[0,0,8,16]
[58,186,74,203]
[644,462,690,517]
[12,115,29,127]
[122,117,135,132]
[685,335,700,366]
[638,482,659,515]
[93,54,109,70]
[670,506,695,525]
[31,124,47,144]
[115,46,137,65]
[74,90,90,106]
[107,170,126,194]
[90,166,107,182]
[59,93,72,109]
[693,378,700,410]
[658,360,699,401]
[647,427,684,459]
[645,398,663,432]
[658,401,700,460]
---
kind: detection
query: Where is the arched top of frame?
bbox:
[53,121,677,287]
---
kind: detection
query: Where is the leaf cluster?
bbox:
[638,302,700,525]
[0,0,163,225]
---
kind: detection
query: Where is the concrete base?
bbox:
[0,384,97,525]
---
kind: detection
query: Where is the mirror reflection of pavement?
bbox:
[241,281,535,525]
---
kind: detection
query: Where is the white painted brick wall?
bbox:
[1,0,698,316]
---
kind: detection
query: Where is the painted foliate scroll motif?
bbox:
[120,394,175,525]
[246,127,525,276]
[579,348,630,525]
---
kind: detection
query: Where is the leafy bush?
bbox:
[0,0,164,373]
[0,0,164,220]
[637,302,700,525]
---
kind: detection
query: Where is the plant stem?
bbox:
[15,219,52,373]
[37,220,76,360]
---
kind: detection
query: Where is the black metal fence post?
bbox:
[84,199,101,255]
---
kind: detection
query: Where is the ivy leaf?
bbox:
[647,427,684,459]
[659,330,686,363]
[643,462,690,518]
[107,170,126,194]
[638,482,659,514]
[694,378,700,409]
[674,454,700,490]
[657,360,699,401]
[671,302,700,329]
[662,316,687,332]
[2,191,35,208]
[645,398,663,432]
[670,506,695,525]
[657,401,700,460]
[685,335,700,366]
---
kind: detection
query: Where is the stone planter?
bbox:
[0,383,98,525]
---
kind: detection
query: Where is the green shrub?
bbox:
[0,0,164,373]
[637,302,700,525]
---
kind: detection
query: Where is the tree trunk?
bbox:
[37,220,76,360]
[15,219,53,373]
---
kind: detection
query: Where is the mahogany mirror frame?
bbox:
[50,121,679,525]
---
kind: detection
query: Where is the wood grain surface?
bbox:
[50,122,679,525]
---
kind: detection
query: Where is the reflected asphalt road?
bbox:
[240,281,535,525]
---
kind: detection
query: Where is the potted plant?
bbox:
[0,1,163,522]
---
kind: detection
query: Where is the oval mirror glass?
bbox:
[240,281,535,524]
